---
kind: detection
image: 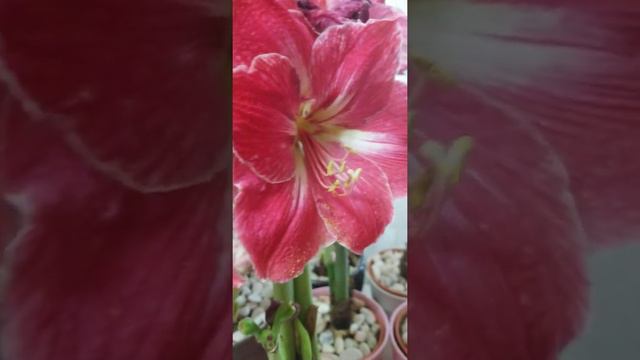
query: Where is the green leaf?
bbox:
[272,303,297,338]
[294,319,313,360]
[257,329,277,353]
[238,318,261,336]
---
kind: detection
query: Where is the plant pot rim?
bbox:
[366,248,407,298]
[312,286,390,359]
[391,301,408,357]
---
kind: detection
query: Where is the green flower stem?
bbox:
[293,266,312,319]
[273,282,296,360]
[329,243,351,329]
[332,243,349,303]
[293,265,318,359]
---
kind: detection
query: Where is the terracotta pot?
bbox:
[366,248,407,314]
[390,301,407,360]
[312,287,390,360]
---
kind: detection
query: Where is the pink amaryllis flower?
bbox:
[409,1,640,359]
[233,0,406,282]
[287,0,407,72]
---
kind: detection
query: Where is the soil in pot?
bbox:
[369,249,407,296]
[314,295,382,360]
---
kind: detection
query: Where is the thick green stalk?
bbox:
[293,265,318,359]
[332,244,349,302]
[293,266,312,318]
[329,243,351,329]
[273,282,296,360]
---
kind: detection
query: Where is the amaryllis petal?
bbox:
[234,160,330,282]
[310,19,401,127]
[0,97,230,359]
[233,0,315,93]
[369,3,407,73]
[0,0,230,192]
[410,86,587,360]
[309,149,394,253]
[0,198,19,254]
[334,81,407,196]
[413,0,640,246]
[233,54,300,183]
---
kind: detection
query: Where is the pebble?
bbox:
[359,343,371,356]
[262,287,273,298]
[251,307,264,317]
[360,308,375,324]
[319,330,334,345]
[366,333,377,349]
[339,348,364,360]
[233,330,248,343]
[316,319,328,333]
[335,336,345,353]
[322,344,335,354]
[318,303,330,315]
[260,299,271,309]
[353,314,365,325]
[252,308,266,327]
[354,330,366,342]
[345,338,357,349]
[360,324,370,334]
[252,282,263,293]
[238,306,251,317]
[248,293,262,303]
[370,249,408,296]
[321,354,340,360]
[235,295,247,306]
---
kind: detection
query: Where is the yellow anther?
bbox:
[345,168,362,187]
[327,179,341,193]
[325,160,336,176]
[338,160,346,173]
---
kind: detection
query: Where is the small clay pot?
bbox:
[312,287,390,360]
[390,301,408,360]
[366,248,407,314]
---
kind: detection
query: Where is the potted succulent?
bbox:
[366,248,407,314]
[390,301,407,360]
